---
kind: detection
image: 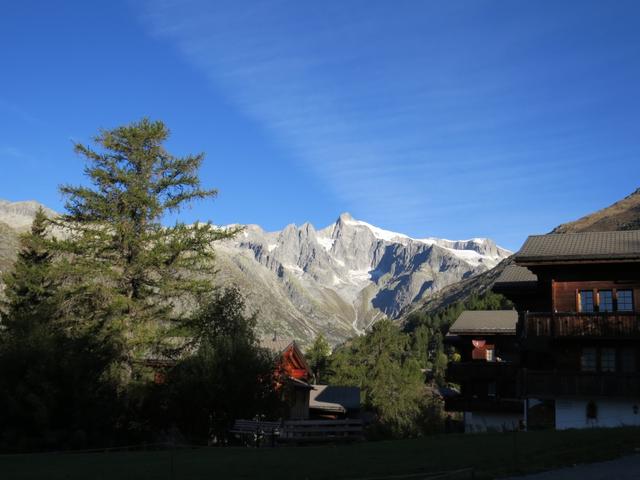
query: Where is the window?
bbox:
[487,382,496,397]
[579,290,595,313]
[621,348,636,373]
[617,290,634,312]
[581,348,597,372]
[599,290,613,312]
[601,348,616,372]
[486,347,495,362]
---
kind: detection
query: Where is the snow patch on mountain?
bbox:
[341,216,410,243]
[214,212,511,343]
[316,235,334,252]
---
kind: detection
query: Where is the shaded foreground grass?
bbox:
[2,427,640,480]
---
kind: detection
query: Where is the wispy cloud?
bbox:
[0,99,45,127]
[135,1,635,245]
[0,146,40,171]
[0,146,28,159]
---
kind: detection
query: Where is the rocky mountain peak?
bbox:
[338,212,354,222]
[216,213,511,343]
[0,199,57,231]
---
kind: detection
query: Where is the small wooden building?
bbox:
[445,310,523,432]
[263,336,314,420]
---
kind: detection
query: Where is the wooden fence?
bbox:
[230,418,363,445]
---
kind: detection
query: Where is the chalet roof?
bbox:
[515,231,640,264]
[262,335,313,379]
[493,265,538,288]
[309,385,360,413]
[287,376,314,390]
[448,310,517,335]
[261,335,296,354]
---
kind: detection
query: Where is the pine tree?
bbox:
[327,320,426,437]
[431,330,448,385]
[53,118,236,375]
[0,208,56,334]
[305,333,331,384]
[163,288,277,444]
[0,210,117,451]
[411,324,430,368]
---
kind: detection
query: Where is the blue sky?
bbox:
[2,1,640,250]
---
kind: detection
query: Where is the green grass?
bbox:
[2,427,639,480]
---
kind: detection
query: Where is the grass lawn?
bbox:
[1,427,640,480]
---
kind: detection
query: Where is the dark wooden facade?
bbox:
[445,359,521,414]
[492,231,640,429]
[444,311,523,430]
[522,370,640,398]
[510,264,640,396]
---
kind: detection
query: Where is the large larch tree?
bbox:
[54,118,236,376]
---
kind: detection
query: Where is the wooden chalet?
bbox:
[493,230,640,430]
[263,335,314,420]
[231,336,364,444]
[444,310,523,432]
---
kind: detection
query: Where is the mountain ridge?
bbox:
[401,187,640,322]
[0,199,510,345]
[213,211,510,344]
[552,188,640,233]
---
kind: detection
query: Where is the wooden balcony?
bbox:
[446,361,519,384]
[521,369,640,398]
[444,396,522,413]
[524,312,640,339]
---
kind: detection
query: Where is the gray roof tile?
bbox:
[309,385,360,412]
[494,265,538,286]
[515,231,640,263]
[448,310,517,334]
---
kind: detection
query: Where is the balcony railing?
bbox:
[444,396,523,413]
[524,312,640,338]
[446,361,519,384]
[521,369,640,397]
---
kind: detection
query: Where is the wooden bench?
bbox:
[230,419,282,446]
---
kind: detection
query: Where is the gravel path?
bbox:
[505,455,640,479]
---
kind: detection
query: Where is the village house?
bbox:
[262,335,361,421]
[493,231,640,430]
[262,335,314,420]
[230,336,363,445]
[444,310,523,432]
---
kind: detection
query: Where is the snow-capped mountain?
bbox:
[0,200,511,346]
[213,213,511,344]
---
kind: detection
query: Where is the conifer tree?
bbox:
[0,210,117,451]
[53,118,236,375]
[0,208,56,333]
[306,333,331,384]
[411,324,430,369]
[163,288,277,443]
[328,320,425,437]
